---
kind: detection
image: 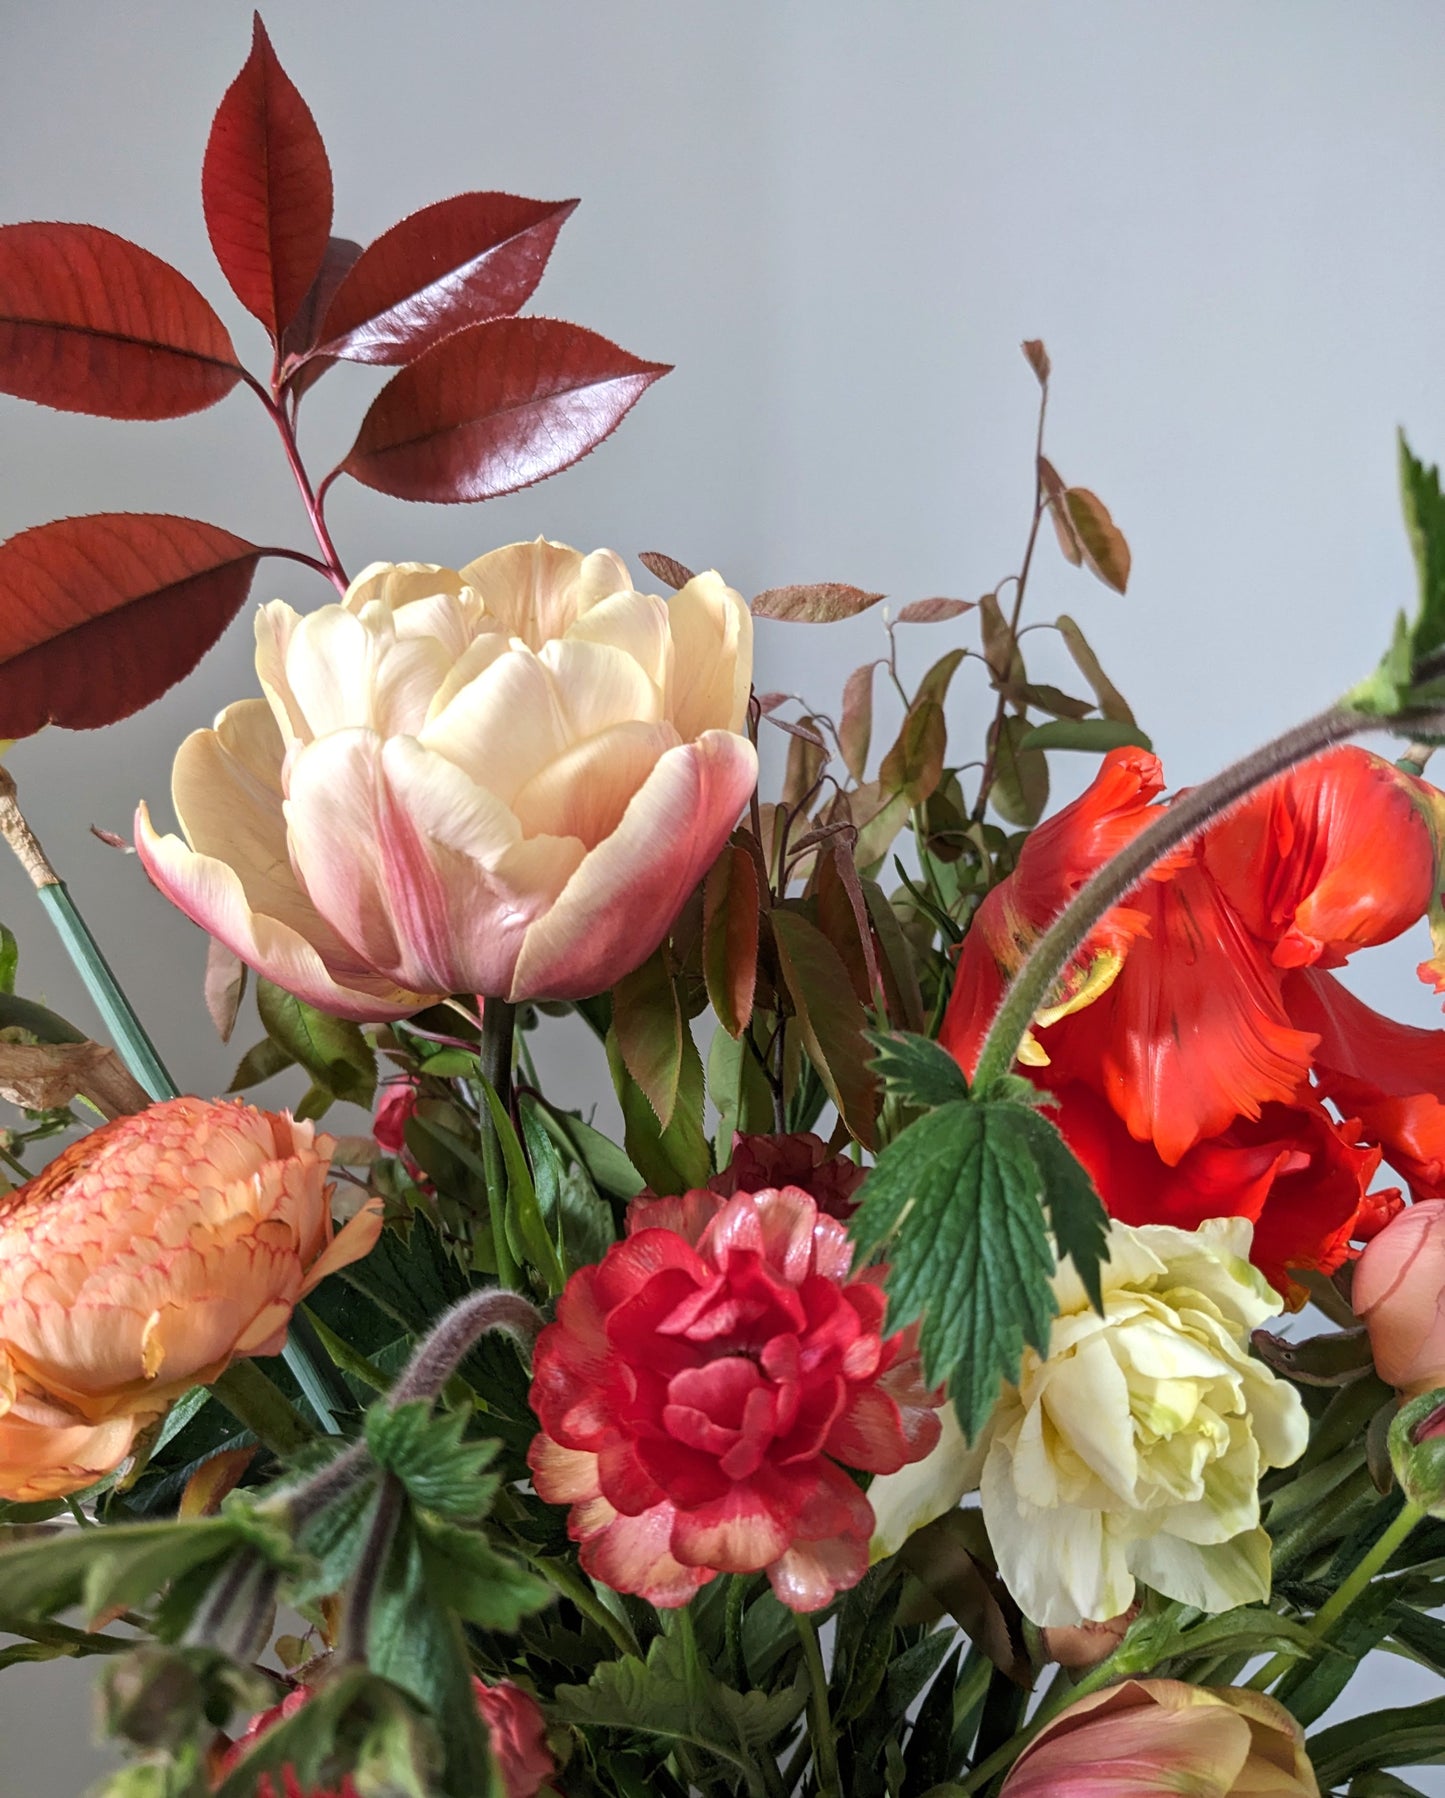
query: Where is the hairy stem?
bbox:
[969,702,1426,1094]
[339,1470,405,1666]
[390,1288,544,1407]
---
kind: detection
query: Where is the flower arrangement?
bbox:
[1,20,1444,1798]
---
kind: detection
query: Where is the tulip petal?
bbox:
[135,802,429,1022]
[567,588,673,698]
[510,720,681,847]
[419,639,570,803]
[459,540,627,648]
[541,636,667,736]
[667,572,754,737]
[509,730,758,1001]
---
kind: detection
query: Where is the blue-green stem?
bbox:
[970,703,1402,1094]
[0,766,348,1432]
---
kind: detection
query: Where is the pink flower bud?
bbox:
[1000,1679,1318,1797]
[1354,1198,1445,1394]
[1040,1603,1137,1671]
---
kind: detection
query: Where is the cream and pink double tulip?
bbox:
[137,541,758,1019]
[999,1679,1318,1797]
[1354,1198,1445,1395]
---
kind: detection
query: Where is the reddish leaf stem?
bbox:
[241,368,349,593]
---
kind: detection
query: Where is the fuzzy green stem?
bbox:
[210,1359,314,1458]
[478,998,520,1285]
[795,1611,841,1798]
[970,704,1370,1094]
[1246,1497,1425,1692]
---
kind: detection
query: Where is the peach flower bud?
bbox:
[136,541,758,1020]
[1040,1603,1137,1671]
[1000,1679,1319,1797]
[1354,1198,1445,1394]
[0,1097,380,1501]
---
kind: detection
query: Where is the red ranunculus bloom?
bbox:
[942,745,1441,1296]
[527,1183,942,1610]
[223,1678,556,1798]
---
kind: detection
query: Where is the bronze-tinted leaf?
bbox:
[606,1023,709,1196]
[202,15,333,338]
[314,193,577,365]
[702,844,760,1038]
[782,714,828,807]
[1007,681,1094,720]
[916,646,967,710]
[814,843,881,1007]
[838,662,875,782]
[1064,487,1132,593]
[339,317,670,503]
[861,877,925,1033]
[1056,614,1136,724]
[179,1446,258,1519]
[1019,718,1153,754]
[751,583,885,624]
[979,592,1024,686]
[638,551,696,592]
[0,223,242,419]
[1039,455,1083,566]
[849,782,913,876]
[0,515,262,739]
[754,691,789,715]
[989,712,1050,826]
[611,951,684,1128]
[1020,338,1051,386]
[895,597,975,624]
[879,697,946,806]
[770,907,877,1146]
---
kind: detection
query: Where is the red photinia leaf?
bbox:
[751,583,885,624]
[279,235,363,404]
[896,597,975,624]
[0,515,263,738]
[638,551,696,592]
[703,845,760,1039]
[0,223,242,420]
[312,193,578,366]
[338,317,670,504]
[202,15,333,339]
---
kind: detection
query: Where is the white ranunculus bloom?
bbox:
[868,1216,1309,1627]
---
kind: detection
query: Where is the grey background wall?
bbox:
[2,2,1444,1790]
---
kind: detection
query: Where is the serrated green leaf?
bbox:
[415,1511,551,1631]
[256,979,376,1107]
[227,1034,295,1093]
[0,1517,239,1624]
[850,1098,1060,1437]
[289,1471,379,1608]
[519,1094,616,1273]
[866,1030,968,1110]
[1018,717,1153,754]
[364,1402,500,1522]
[1400,431,1445,664]
[532,1099,645,1201]
[1011,1103,1109,1312]
[771,906,878,1147]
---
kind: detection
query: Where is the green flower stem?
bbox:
[795,1611,842,1798]
[477,997,520,1285]
[969,702,1386,1095]
[1246,1496,1426,1692]
[210,1359,314,1458]
[282,1309,355,1436]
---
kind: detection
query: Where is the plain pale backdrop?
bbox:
[2,2,1444,1791]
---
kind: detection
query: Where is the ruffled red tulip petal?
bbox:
[1050,1082,1394,1298]
[527,1184,942,1610]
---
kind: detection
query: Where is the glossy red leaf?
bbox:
[0,223,242,419]
[703,844,760,1039]
[0,515,262,739]
[279,235,363,404]
[202,15,333,339]
[638,550,696,591]
[313,193,578,366]
[338,317,670,504]
[751,582,884,623]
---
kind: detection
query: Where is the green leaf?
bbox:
[256,979,376,1106]
[708,1025,777,1165]
[861,878,926,1035]
[607,1021,710,1196]
[1063,487,1131,593]
[612,949,686,1127]
[478,1076,566,1295]
[988,713,1049,827]
[771,906,878,1147]
[415,1511,551,1631]
[0,923,17,996]
[519,1094,617,1273]
[851,1097,1068,1437]
[879,696,946,806]
[1055,614,1136,724]
[532,1098,645,1200]
[0,1517,240,1624]
[227,1034,295,1092]
[1013,1102,1109,1312]
[1310,1695,1445,1786]
[364,1402,500,1522]
[1400,430,1445,664]
[1018,717,1153,754]
[866,1030,968,1110]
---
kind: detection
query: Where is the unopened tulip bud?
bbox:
[1354,1199,1445,1395]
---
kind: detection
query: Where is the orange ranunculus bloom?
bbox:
[0,1097,381,1501]
[942,745,1445,1295]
